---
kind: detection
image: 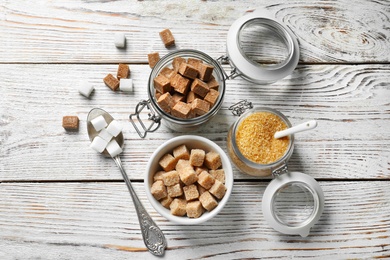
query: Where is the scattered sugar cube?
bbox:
[106,139,123,157]
[91,115,107,131]
[78,82,94,98]
[90,136,109,153]
[114,32,126,48]
[62,116,79,131]
[98,128,113,142]
[106,120,122,137]
[119,78,133,92]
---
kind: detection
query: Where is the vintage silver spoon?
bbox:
[87,108,167,256]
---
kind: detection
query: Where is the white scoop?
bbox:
[274,120,318,139]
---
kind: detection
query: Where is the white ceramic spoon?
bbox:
[274,120,318,139]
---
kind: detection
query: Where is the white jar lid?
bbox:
[262,171,325,237]
[226,8,300,84]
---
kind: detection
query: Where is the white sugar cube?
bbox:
[114,32,126,48]
[78,82,94,98]
[106,139,122,157]
[90,136,108,153]
[98,128,113,142]
[91,115,107,131]
[119,78,133,92]
[106,120,122,137]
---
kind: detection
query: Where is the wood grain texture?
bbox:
[1,64,389,181]
[0,182,389,259]
[0,0,389,63]
[1,0,389,258]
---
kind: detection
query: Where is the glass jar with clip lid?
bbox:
[227,105,324,237]
[129,8,300,138]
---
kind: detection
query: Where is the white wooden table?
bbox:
[1,0,389,259]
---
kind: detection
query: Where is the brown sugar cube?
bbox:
[148,52,160,68]
[161,196,173,209]
[117,63,130,79]
[204,89,219,107]
[160,67,175,79]
[153,170,166,182]
[183,184,200,201]
[187,58,203,70]
[205,151,222,170]
[157,92,174,114]
[155,91,162,100]
[178,63,198,80]
[162,170,180,186]
[195,166,208,175]
[178,167,198,186]
[167,183,183,198]
[191,78,209,98]
[209,180,226,199]
[158,153,176,171]
[198,63,214,82]
[197,171,215,190]
[172,57,186,72]
[207,76,219,90]
[175,159,192,172]
[170,73,190,95]
[192,98,210,116]
[186,200,203,218]
[209,169,225,184]
[172,101,191,119]
[190,149,205,167]
[173,144,190,160]
[197,183,207,195]
[199,191,218,211]
[151,180,167,201]
[103,74,120,91]
[172,93,185,105]
[62,116,79,131]
[170,198,187,216]
[159,28,175,47]
[154,74,172,94]
[186,91,200,103]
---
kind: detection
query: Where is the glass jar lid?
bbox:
[226,8,300,84]
[262,171,325,237]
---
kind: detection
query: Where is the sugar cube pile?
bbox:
[89,116,123,157]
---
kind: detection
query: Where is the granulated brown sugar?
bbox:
[235,112,290,164]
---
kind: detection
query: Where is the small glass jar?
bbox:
[227,107,294,176]
[147,49,226,132]
[227,107,324,237]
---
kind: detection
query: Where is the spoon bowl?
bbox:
[87,108,124,157]
[87,108,167,256]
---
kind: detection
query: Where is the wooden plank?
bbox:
[0,181,389,259]
[0,0,389,63]
[1,64,389,181]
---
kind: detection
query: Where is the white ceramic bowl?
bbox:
[145,135,233,225]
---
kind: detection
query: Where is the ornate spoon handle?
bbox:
[113,156,167,256]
